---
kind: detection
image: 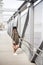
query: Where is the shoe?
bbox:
[13,53,17,55]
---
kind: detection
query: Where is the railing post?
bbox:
[17,12,21,47]
[17,12,21,36]
[29,3,34,59]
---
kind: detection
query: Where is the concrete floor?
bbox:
[0,31,36,65]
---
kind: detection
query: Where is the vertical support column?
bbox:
[29,4,34,58]
[17,12,21,47]
[17,12,21,37]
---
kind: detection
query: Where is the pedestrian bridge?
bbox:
[0,31,36,65]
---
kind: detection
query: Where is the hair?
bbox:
[13,43,16,45]
[13,27,17,30]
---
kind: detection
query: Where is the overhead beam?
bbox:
[17,0,38,3]
[7,0,38,23]
[18,1,27,12]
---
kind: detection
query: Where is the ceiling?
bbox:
[0,0,24,22]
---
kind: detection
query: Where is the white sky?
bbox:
[2,0,24,22]
[3,0,24,9]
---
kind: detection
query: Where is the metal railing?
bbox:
[20,37,43,64]
[20,37,43,52]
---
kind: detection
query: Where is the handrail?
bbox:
[31,41,43,62]
[20,37,35,52]
[20,37,33,47]
[20,37,43,53]
[20,37,43,63]
[38,48,43,52]
[31,52,43,61]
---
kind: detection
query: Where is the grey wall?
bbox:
[34,1,43,65]
[21,9,28,36]
[7,17,18,37]
[21,6,34,60]
[34,1,42,49]
[20,1,43,61]
[7,22,12,36]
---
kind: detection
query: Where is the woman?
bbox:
[12,27,20,52]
